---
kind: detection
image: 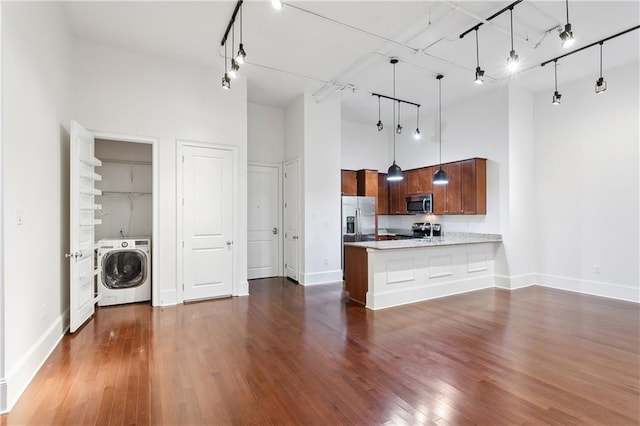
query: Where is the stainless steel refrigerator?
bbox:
[341,196,376,271]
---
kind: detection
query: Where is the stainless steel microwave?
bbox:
[406,194,433,214]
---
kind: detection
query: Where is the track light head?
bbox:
[271,0,283,10]
[229,59,240,79]
[235,43,246,65]
[396,124,403,134]
[387,161,404,181]
[414,128,421,140]
[552,91,562,105]
[560,23,575,48]
[474,67,485,84]
[433,168,448,185]
[377,120,384,131]
[507,50,519,72]
[222,73,231,90]
[595,77,607,94]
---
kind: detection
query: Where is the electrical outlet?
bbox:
[593,264,601,274]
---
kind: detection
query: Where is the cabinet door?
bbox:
[419,167,433,194]
[461,158,486,214]
[357,169,378,197]
[444,162,462,214]
[388,179,407,214]
[377,173,388,215]
[341,170,357,196]
[406,170,420,194]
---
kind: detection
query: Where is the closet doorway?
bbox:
[93,132,159,307]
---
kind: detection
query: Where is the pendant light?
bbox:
[272,0,283,10]
[552,60,562,105]
[433,75,448,186]
[376,96,383,131]
[235,4,246,65]
[474,28,485,84]
[396,101,403,134]
[559,0,575,48]
[595,42,607,94]
[414,106,421,140]
[222,41,231,90]
[387,58,403,182]
[228,25,239,79]
[506,7,519,72]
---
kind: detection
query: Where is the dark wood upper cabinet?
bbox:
[341,170,357,196]
[461,158,486,214]
[356,169,378,197]
[342,158,486,216]
[377,173,388,215]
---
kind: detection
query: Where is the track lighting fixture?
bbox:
[272,0,283,10]
[595,42,607,94]
[235,5,246,64]
[433,75,448,186]
[387,59,403,182]
[552,60,562,105]
[376,96,383,131]
[559,0,575,48]
[474,28,485,84]
[506,7,520,72]
[396,102,403,134]
[414,106,421,140]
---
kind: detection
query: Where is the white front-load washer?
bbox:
[97,238,151,306]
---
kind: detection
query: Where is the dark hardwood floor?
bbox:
[2,279,639,425]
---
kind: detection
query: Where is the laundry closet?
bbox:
[94,139,153,306]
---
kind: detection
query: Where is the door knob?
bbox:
[272,227,278,235]
[292,235,298,240]
[226,240,232,246]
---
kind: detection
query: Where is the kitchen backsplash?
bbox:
[378,214,495,234]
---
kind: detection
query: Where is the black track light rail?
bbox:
[459,0,523,39]
[220,0,243,46]
[371,93,420,108]
[540,25,640,66]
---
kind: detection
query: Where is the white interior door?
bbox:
[182,145,233,301]
[284,159,299,282]
[248,164,281,279]
[69,120,102,333]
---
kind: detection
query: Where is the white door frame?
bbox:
[176,140,239,302]
[248,162,283,278]
[283,158,300,282]
[91,131,160,306]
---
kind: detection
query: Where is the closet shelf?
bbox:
[99,158,152,166]
[81,157,102,167]
[100,191,152,195]
[81,187,102,196]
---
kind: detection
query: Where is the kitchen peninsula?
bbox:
[344,233,502,309]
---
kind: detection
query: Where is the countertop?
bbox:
[345,232,502,250]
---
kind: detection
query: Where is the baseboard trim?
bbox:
[0,377,7,414]
[6,309,69,411]
[236,280,249,296]
[300,270,343,286]
[158,289,178,306]
[534,273,640,303]
[494,273,536,290]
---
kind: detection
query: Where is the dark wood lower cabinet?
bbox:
[343,245,368,305]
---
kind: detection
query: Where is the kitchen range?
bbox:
[394,222,442,240]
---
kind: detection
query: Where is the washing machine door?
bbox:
[102,249,147,289]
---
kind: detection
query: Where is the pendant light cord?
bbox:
[239,5,243,43]
[599,42,603,77]
[438,77,442,165]
[224,40,228,71]
[554,60,558,91]
[475,29,480,67]
[378,96,381,121]
[392,62,396,162]
[565,0,570,24]
[509,8,514,51]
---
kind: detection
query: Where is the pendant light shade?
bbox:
[433,168,448,185]
[433,74,448,186]
[386,58,403,182]
[387,161,403,181]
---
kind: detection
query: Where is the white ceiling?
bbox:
[61,1,640,124]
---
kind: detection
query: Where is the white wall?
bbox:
[70,40,249,304]
[2,2,72,410]
[248,102,284,164]
[533,61,639,302]
[95,140,153,241]
[302,95,342,284]
[341,119,388,171]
